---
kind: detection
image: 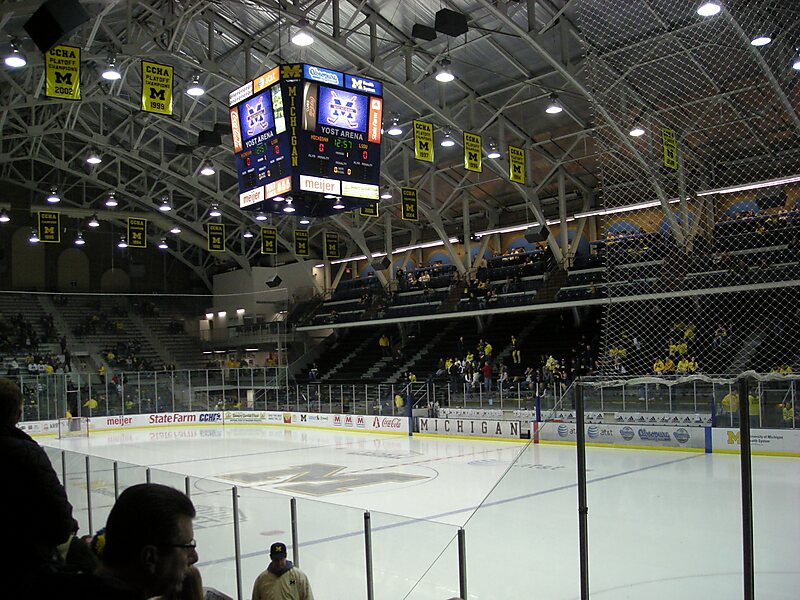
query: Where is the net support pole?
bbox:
[145,467,151,484]
[61,451,67,498]
[85,455,93,534]
[113,461,119,499]
[364,511,374,600]
[737,377,755,600]
[232,486,243,600]
[290,497,299,567]
[457,527,467,600]
[575,380,590,600]
[184,476,191,499]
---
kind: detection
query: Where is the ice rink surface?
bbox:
[42,425,800,600]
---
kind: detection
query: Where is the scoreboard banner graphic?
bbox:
[45,45,80,100]
[38,211,60,243]
[661,127,678,170]
[325,232,340,259]
[294,229,309,256]
[207,223,225,252]
[401,188,419,221]
[127,218,147,249]
[414,120,434,163]
[508,145,526,184]
[261,227,277,255]
[463,132,482,173]
[360,203,379,217]
[141,61,174,115]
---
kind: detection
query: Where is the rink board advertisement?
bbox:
[90,412,223,431]
[534,422,706,450]
[417,418,522,439]
[223,411,409,434]
[712,428,800,456]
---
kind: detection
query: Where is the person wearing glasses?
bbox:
[252,541,315,600]
[53,483,199,599]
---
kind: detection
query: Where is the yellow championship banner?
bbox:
[45,45,80,100]
[141,61,174,115]
[127,218,147,249]
[508,145,526,184]
[360,203,379,217]
[261,227,277,255]
[38,211,60,243]
[413,120,434,162]
[294,230,309,256]
[207,223,225,252]
[463,132,482,173]
[325,232,340,259]
[401,188,419,221]
[661,127,678,170]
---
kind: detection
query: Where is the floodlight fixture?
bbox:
[117,236,128,248]
[283,199,296,213]
[299,216,311,225]
[291,19,314,46]
[380,187,393,199]
[545,94,563,114]
[0,209,9,223]
[750,35,772,47]
[697,2,722,17]
[5,44,27,68]
[29,228,39,243]
[435,58,455,83]
[199,162,215,176]
[332,197,345,210]
[46,186,61,204]
[208,203,222,217]
[85,150,102,165]
[186,74,205,97]
[255,212,268,221]
[88,214,100,228]
[386,116,403,136]
[629,124,646,137]
[74,231,85,246]
[243,228,254,238]
[158,238,168,249]
[105,192,118,207]
[486,139,501,159]
[440,130,456,147]
[101,57,121,80]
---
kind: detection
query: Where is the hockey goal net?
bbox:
[58,417,90,439]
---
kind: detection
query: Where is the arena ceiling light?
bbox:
[29,228,39,243]
[434,58,455,83]
[104,192,118,207]
[696,2,721,17]
[332,197,345,210]
[380,187,393,199]
[117,236,128,248]
[283,198,296,212]
[46,186,61,203]
[157,238,168,249]
[386,116,403,136]
[545,93,563,114]
[186,74,205,97]
[169,225,181,234]
[291,19,314,46]
[696,174,800,196]
[486,139,501,159]
[158,195,172,212]
[793,52,800,71]
[750,34,772,47]
[88,214,100,228]
[4,43,26,68]
[74,231,85,246]
[255,212,268,221]
[101,57,121,80]
[629,124,646,137]
[199,162,215,176]
[85,150,102,165]
[440,130,455,147]
[299,216,311,225]
[0,209,9,223]
[208,203,222,217]
[242,228,254,238]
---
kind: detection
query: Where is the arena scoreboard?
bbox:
[229,64,383,216]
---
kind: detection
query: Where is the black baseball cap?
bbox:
[270,542,287,559]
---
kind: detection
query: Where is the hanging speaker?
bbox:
[370,257,391,271]
[24,0,90,54]
[266,275,282,288]
[411,23,437,41]
[524,224,549,243]
[434,9,469,37]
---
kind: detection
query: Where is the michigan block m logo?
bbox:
[149,87,166,101]
[55,72,72,85]
[218,463,427,496]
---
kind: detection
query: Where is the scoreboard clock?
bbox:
[229,64,383,217]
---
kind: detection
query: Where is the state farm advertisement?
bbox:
[90,411,223,431]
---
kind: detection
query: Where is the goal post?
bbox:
[58,416,90,439]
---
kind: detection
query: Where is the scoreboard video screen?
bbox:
[229,64,383,215]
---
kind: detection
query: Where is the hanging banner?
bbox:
[141,61,174,115]
[360,203,379,217]
[294,230,309,256]
[508,145,526,184]
[127,218,147,249]
[661,127,678,170]
[401,188,419,221]
[38,211,60,243]
[413,120,434,163]
[261,227,277,255]
[463,132,482,173]
[45,45,81,100]
[207,223,225,252]
[325,232,340,259]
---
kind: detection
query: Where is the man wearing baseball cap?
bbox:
[251,541,314,600]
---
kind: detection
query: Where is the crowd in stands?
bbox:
[74,310,127,337]
[102,340,154,372]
